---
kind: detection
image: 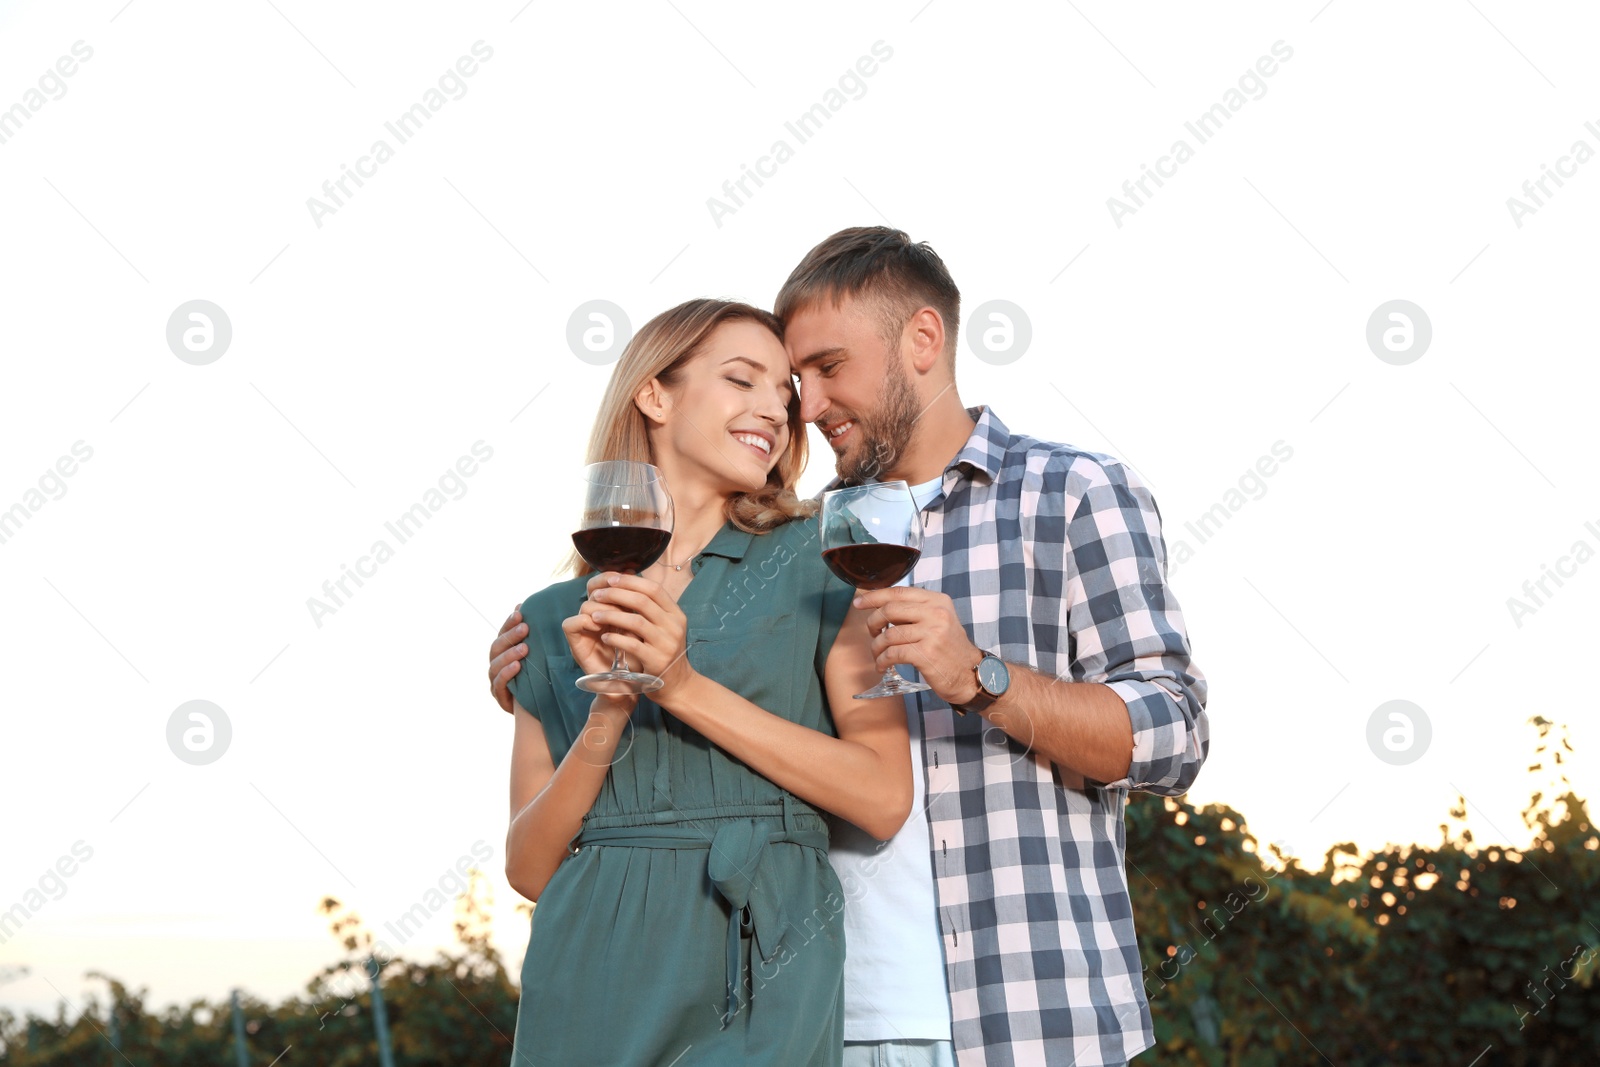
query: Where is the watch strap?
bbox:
[953,651,1001,716]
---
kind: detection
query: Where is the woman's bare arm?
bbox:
[504,695,633,901]
[646,601,912,840]
[578,572,914,839]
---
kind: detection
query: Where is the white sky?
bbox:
[2,0,1596,1029]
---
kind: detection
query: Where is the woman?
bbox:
[504,298,913,1066]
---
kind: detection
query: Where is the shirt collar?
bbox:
[696,519,755,563]
[946,405,1009,486]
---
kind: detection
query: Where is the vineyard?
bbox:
[3,718,1593,1066]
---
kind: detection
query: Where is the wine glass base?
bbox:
[576,670,664,695]
[854,677,932,699]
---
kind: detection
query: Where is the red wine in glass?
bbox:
[819,480,931,699]
[822,543,921,590]
[571,526,672,574]
[571,460,674,694]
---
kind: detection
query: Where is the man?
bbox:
[489,227,1208,1066]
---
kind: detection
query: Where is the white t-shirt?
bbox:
[827,474,953,1042]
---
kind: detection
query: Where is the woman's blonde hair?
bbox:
[564,298,816,578]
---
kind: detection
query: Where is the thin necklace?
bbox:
[656,534,710,573]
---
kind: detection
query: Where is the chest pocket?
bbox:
[685,611,800,721]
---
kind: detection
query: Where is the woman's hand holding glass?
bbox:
[560,600,638,722]
[571,460,675,693]
[570,572,698,705]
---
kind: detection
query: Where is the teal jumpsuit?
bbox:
[507,514,857,1066]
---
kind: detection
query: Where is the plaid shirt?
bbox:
[839,406,1209,1066]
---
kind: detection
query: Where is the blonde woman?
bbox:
[503,299,912,1066]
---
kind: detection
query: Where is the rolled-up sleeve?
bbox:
[1058,458,1208,796]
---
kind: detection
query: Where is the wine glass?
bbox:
[570,460,674,694]
[819,480,932,699]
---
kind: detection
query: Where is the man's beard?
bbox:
[834,359,921,485]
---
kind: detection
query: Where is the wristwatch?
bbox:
[952,650,1009,716]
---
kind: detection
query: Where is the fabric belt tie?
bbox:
[572,796,826,1029]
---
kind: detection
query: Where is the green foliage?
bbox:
[1126,716,1600,1066]
[0,870,525,1066]
[2,719,1593,1065]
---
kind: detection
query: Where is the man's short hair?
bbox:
[774,226,961,363]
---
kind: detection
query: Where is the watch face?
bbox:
[977,655,1009,695]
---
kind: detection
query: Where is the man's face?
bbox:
[785,294,921,484]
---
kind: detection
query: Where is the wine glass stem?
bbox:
[881,620,905,685]
[605,567,630,675]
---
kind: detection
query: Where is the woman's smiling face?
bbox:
[647,318,796,495]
